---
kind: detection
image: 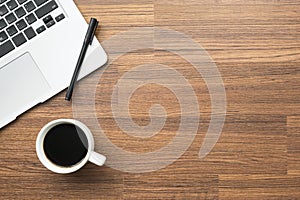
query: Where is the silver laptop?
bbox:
[0,0,107,128]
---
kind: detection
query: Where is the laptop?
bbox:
[0,0,107,128]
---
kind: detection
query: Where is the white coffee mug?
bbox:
[36,119,106,174]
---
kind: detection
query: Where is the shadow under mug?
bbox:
[36,119,106,174]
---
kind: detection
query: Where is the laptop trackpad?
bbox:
[0,53,51,120]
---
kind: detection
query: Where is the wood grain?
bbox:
[1,0,300,199]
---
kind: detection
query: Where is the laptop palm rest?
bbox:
[0,53,51,123]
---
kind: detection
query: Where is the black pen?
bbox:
[65,18,99,101]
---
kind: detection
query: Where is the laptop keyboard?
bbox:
[0,0,65,58]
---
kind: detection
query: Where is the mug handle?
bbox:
[89,151,106,166]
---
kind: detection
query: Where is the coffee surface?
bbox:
[43,124,88,167]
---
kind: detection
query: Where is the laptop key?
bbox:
[16,19,27,30]
[0,19,7,30]
[42,14,52,23]
[35,0,57,19]
[55,13,64,22]
[15,7,26,18]
[36,25,45,33]
[5,13,17,24]
[0,31,8,42]
[0,5,8,16]
[24,26,36,40]
[0,40,15,58]
[12,32,26,46]
[24,1,35,12]
[6,0,18,10]
[46,19,54,28]
[6,24,17,36]
[34,0,48,6]
[25,13,36,24]
[7,0,17,10]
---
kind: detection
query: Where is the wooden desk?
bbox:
[1,0,299,199]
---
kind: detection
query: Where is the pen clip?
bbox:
[90,20,99,45]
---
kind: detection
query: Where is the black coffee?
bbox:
[43,123,88,167]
